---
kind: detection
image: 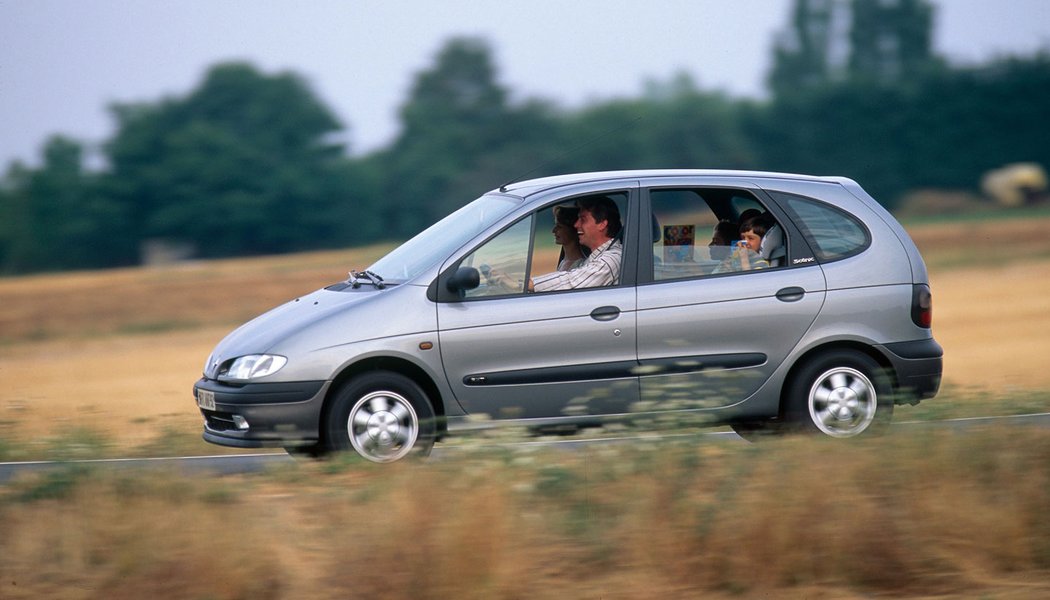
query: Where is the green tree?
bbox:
[0,137,131,273]
[849,0,938,83]
[104,62,364,258]
[758,0,959,205]
[748,81,913,203]
[750,52,1050,206]
[768,0,850,96]
[769,0,940,97]
[559,73,754,172]
[378,37,560,237]
[895,53,1050,190]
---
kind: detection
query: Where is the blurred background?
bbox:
[3,5,1050,596]
[1,0,1048,274]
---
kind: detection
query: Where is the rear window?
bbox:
[774,192,869,262]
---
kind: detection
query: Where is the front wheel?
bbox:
[785,351,893,438]
[324,371,436,463]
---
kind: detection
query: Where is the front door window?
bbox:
[459,217,532,298]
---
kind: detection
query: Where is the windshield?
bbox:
[367,194,520,282]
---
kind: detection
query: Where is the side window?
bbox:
[452,192,629,300]
[459,217,532,298]
[650,188,785,281]
[775,193,869,262]
[528,192,628,293]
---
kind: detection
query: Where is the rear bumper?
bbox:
[194,378,329,448]
[878,339,943,404]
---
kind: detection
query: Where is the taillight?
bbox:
[911,284,932,328]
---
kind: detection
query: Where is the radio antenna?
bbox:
[498,115,643,193]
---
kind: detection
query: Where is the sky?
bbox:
[2,0,1049,169]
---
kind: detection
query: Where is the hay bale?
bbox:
[981,163,1048,207]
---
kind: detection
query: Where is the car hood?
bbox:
[204,283,434,379]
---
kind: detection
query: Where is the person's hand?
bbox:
[487,267,515,290]
[738,241,752,270]
[479,264,495,283]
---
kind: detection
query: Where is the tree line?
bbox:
[3,0,1048,275]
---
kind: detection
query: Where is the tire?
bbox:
[785,350,893,438]
[324,371,436,463]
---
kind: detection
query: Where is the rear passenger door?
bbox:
[634,183,826,410]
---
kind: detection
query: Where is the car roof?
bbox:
[496,169,855,197]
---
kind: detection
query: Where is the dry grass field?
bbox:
[2,212,1050,598]
[912,214,1050,394]
[2,428,1049,599]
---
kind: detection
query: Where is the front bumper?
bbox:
[879,338,943,404]
[193,378,329,448]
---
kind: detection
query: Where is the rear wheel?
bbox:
[786,351,893,438]
[324,371,436,463]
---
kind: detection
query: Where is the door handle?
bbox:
[776,287,806,303]
[590,305,621,321]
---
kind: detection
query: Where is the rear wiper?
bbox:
[349,269,386,289]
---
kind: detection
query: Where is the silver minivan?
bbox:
[194,170,942,462]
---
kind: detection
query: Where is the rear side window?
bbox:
[649,188,786,281]
[775,192,869,262]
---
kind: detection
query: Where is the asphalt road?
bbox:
[2,413,1048,484]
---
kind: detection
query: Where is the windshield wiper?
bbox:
[349,269,386,289]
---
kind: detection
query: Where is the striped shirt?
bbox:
[533,238,622,292]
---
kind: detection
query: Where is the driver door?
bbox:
[435,193,639,421]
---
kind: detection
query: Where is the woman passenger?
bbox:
[553,206,588,270]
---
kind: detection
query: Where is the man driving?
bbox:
[529,196,622,292]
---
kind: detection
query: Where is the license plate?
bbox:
[197,388,216,411]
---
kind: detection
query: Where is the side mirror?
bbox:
[445,266,480,296]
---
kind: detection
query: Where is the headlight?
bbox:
[220,354,288,381]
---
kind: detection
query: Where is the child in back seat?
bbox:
[714,213,774,273]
